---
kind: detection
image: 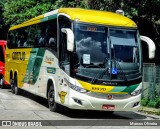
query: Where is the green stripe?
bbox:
[110,84,139,93]
[122,84,139,93]
[23,48,45,84]
[110,86,126,92]
[41,14,57,22]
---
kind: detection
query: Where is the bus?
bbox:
[0,40,6,89]
[5,8,155,112]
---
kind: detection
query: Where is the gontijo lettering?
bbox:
[12,52,25,61]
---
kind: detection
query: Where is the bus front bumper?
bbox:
[67,89,141,111]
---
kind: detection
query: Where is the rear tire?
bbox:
[48,85,60,112]
[11,76,20,95]
[10,79,15,94]
[14,76,20,95]
[0,76,4,89]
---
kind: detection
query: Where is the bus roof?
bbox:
[58,8,137,28]
[9,8,137,31]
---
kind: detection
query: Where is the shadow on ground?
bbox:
[7,89,147,120]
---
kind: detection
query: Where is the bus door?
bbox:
[57,15,71,105]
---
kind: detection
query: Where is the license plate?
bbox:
[102,105,115,110]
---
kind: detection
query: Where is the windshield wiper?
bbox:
[113,58,129,86]
[90,58,109,84]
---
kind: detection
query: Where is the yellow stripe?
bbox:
[58,8,137,27]
[78,80,115,93]
[9,15,44,31]
[5,48,32,88]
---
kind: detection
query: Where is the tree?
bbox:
[0,0,7,39]
[2,0,160,62]
[3,0,58,26]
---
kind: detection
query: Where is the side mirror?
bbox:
[140,36,156,59]
[61,28,74,52]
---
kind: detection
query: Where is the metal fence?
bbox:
[142,63,160,100]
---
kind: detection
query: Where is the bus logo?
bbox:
[107,95,113,99]
[12,52,25,61]
[44,56,54,64]
[58,91,67,104]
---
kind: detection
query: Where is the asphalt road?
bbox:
[0,88,159,129]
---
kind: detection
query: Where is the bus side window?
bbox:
[45,19,57,51]
[34,25,41,47]
[7,32,14,48]
[58,16,71,74]
[27,26,35,47]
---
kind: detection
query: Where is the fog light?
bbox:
[73,98,82,105]
[133,102,140,107]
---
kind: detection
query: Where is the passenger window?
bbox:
[45,20,57,51]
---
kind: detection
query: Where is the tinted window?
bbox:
[0,46,4,63]
[7,19,57,52]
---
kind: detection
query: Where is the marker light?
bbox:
[130,89,142,96]
[74,18,80,22]
[65,79,88,93]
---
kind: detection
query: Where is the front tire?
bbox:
[48,85,60,112]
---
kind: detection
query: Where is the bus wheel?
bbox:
[11,79,15,94]
[14,76,20,95]
[48,85,59,112]
[0,76,4,89]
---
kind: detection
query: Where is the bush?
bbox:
[141,95,160,108]
[142,98,160,108]
[141,99,149,106]
[155,97,160,108]
[147,100,157,108]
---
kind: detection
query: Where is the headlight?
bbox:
[69,84,88,93]
[130,89,142,96]
[65,79,88,93]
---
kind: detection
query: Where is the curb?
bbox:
[139,106,160,115]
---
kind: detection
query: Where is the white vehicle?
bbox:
[5,8,155,112]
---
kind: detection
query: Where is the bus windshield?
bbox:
[74,23,107,67]
[110,29,139,63]
[73,23,141,84]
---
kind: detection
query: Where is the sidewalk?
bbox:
[139,106,160,115]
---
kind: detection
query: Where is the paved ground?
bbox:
[0,88,159,129]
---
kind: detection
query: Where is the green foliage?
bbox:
[2,0,160,27]
[147,100,158,108]
[0,0,6,28]
[154,97,160,108]
[3,0,57,25]
[141,99,149,106]
[141,97,160,108]
[0,0,160,42]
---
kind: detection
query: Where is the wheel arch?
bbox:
[46,77,56,99]
[10,69,13,80]
[13,69,19,86]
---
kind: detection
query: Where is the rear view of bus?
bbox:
[0,40,6,88]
